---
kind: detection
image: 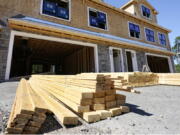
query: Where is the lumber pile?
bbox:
[7,73,132,134]
[93,72,159,87]
[122,72,158,87]
[80,73,140,93]
[6,79,48,134]
[158,73,180,86]
[6,79,79,134]
[29,74,129,116]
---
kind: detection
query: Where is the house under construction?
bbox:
[0,0,175,81]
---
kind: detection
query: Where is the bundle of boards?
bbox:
[88,72,159,87]
[6,73,134,134]
[158,73,180,86]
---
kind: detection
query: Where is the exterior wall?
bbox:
[97,44,111,72]
[0,28,10,81]
[0,0,174,80]
[0,0,171,50]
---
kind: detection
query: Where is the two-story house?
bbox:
[0,0,175,81]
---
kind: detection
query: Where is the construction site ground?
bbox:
[0,81,180,134]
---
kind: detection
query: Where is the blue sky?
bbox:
[104,0,180,47]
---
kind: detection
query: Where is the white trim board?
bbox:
[157,32,167,46]
[145,53,173,73]
[5,30,99,80]
[125,49,138,72]
[40,0,71,22]
[140,4,152,21]
[109,47,124,72]
[144,27,156,43]
[87,7,109,31]
[127,21,142,40]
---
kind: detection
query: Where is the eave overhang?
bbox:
[8,17,175,56]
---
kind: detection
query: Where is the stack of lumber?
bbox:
[29,74,129,118]
[80,73,140,93]
[127,72,159,87]
[7,73,132,134]
[6,79,79,134]
[6,79,48,134]
[158,73,180,86]
[93,72,158,87]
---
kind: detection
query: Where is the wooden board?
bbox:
[29,79,79,125]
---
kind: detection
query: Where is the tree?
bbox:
[172,36,180,51]
[175,64,180,73]
[172,36,180,65]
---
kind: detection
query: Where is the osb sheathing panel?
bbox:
[0,0,171,50]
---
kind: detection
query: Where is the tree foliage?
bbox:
[175,64,180,73]
[172,36,180,50]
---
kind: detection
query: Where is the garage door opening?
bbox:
[10,36,95,78]
[147,55,170,73]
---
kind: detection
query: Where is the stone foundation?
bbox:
[97,45,111,72]
[0,28,10,81]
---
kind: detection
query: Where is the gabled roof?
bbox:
[8,16,174,56]
[121,0,158,14]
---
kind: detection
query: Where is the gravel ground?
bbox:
[0,82,180,134]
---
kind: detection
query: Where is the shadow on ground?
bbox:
[38,114,62,134]
[38,113,83,134]
[125,103,153,116]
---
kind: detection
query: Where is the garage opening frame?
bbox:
[5,30,99,80]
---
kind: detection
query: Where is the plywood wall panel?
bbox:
[0,0,170,50]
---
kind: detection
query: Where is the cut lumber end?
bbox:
[91,104,105,111]
[96,110,111,120]
[63,117,79,125]
[120,106,130,113]
[109,108,122,117]
[83,112,101,123]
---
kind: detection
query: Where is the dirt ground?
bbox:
[0,81,180,134]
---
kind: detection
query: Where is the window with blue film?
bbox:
[158,33,166,46]
[129,23,140,38]
[141,5,151,18]
[145,28,155,42]
[89,8,107,30]
[42,0,69,20]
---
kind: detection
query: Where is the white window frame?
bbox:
[145,53,173,73]
[140,4,152,20]
[125,49,138,72]
[40,0,71,22]
[144,27,156,43]
[109,47,124,72]
[5,30,99,80]
[87,7,109,31]
[157,32,167,46]
[128,21,141,40]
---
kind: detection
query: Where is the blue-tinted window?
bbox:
[129,23,140,38]
[158,33,166,46]
[145,28,155,42]
[89,8,107,30]
[141,5,151,18]
[42,0,69,20]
